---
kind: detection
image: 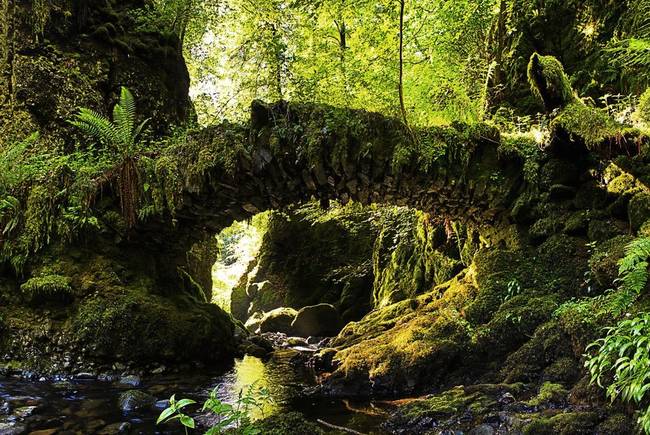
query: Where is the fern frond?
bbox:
[616,237,650,306]
[69,108,120,145]
[112,104,132,152]
[117,87,137,146]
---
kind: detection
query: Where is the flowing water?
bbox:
[0,349,389,434]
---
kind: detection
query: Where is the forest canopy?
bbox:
[148,0,650,127]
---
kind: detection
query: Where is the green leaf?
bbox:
[180,415,195,428]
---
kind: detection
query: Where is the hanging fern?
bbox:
[69,87,149,228]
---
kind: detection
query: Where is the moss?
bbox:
[333,306,472,394]
[522,412,601,435]
[527,382,568,407]
[551,102,646,152]
[596,414,635,435]
[73,287,235,363]
[251,412,324,435]
[373,208,461,307]
[542,357,581,384]
[589,235,634,289]
[635,88,650,126]
[398,386,496,421]
[527,54,576,112]
[628,191,650,232]
[20,274,73,304]
[499,133,543,184]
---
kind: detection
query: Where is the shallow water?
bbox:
[0,350,389,434]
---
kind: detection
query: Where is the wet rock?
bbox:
[87,419,107,432]
[154,400,170,410]
[287,337,309,347]
[118,390,156,412]
[28,429,58,435]
[0,422,26,435]
[118,375,141,387]
[259,308,298,334]
[151,366,166,375]
[468,424,495,435]
[75,372,96,380]
[291,304,341,338]
[239,334,274,357]
[97,422,131,434]
[13,405,37,418]
[244,312,264,333]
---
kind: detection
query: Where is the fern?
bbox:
[69,87,150,227]
[613,237,650,314]
[69,87,149,158]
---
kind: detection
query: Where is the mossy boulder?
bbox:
[258,308,298,334]
[20,274,73,304]
[589,235,633,289]
[73,289,235,363]
[291,304,341,338]
[526,382,568,407]
[522,411,600,435]
[251,412,324,435]
[118,390,156,412]
[527,54,575,113]
[244,312,264,333]
[628,191,650,232]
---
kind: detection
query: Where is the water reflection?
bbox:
[0,352,388,433]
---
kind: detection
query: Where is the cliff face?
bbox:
[0,0,235,372]
[0,0,191,143]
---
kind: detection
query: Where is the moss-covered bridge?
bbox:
[160,101,533,234]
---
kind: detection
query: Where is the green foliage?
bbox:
[607,0,650,90]
[585,314,650,433]
[70,87,150,227]
[157,394,197,434]
[583,237,650,433]
[636,89,650,125]
[69,87,149,159]
[184,0,497,125]
[618,237,650,299]
[157,383,272,434]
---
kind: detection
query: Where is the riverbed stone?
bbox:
[0,423,26,435]
[118,375,141,387]
[97,422,131,434]
[259,308,298,334]
[245,312,264,333]
[291,304,341,338]
[118,390,156,412]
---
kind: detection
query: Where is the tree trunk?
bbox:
[398,0,410,131]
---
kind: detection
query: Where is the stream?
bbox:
[0,349,389,434]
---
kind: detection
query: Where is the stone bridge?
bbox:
[163,101,531,236]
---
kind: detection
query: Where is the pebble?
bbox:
[118,375,141,387]
[13,406,37,418]
[75,372,96,380]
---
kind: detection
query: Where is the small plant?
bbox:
[69,87,150,228]
[583,236,650,433]
[157,383,272,434]
[585,314,650,433]
[635,88,650,125]
[503,279,521,302]
[157,394,197,434]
